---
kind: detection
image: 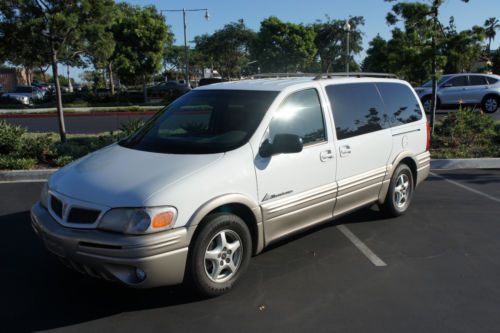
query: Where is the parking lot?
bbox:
[1,169,499,332]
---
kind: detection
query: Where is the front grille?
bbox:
[50,196,63,218]
[68,207,101,224]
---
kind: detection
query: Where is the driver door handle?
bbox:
[320,149,334,162]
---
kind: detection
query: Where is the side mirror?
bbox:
[259,134,303,158]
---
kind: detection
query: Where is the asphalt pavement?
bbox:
[1,109,499,134]
[0,169,500,332]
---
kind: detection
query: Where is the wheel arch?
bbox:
[378,151,419,204]
[186,194,264,255]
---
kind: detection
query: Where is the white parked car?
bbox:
[415,73,500,113]
[31,74,430,296]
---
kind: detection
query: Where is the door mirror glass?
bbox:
[259,134,303,157]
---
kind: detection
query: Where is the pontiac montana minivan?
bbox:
[31,74,430,296]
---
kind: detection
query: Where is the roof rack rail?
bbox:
[251,73,317,79]
[313,72,398,80]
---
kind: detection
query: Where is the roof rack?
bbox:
[251,73,317,79]
[313,72,398,80]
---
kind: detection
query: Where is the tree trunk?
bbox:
[430,30,437,136]
[108,62,115,95]
[51,47,66,142]
[143,76,148,103]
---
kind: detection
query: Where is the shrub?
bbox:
[432,108,500,158]
[20,134,54,162]
[0,120,26,155]
[53,155,74,167]
[119,119,145,137]
[0,156,37,170]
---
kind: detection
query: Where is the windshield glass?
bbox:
[422,76,450,87]
[120,89,278,154]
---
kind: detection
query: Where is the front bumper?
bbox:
[31,202,189,288]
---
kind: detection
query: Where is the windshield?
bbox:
[422,76,450,87]
[120,89,278,154]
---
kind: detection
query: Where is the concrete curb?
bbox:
[430,158,500,170]
[0,111,157,118]
[0,169,57,182]
[1,158,499,183]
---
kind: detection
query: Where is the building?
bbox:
[0,68,29,92]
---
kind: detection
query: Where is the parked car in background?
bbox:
[31,74,430,296]
[1,85,44,105]
[0,83,4,94]
[415,73,500,113]
[147,81,190,98]
[198,78,227,86]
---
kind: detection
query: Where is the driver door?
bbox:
[254,88,337,244]
[440,75,469,105]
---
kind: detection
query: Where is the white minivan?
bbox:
[31,74,430,296]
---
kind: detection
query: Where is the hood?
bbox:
[49,144,223,207]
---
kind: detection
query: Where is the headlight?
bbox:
[98,206,177,234]
[40,183,49,208]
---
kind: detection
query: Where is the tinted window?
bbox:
[268,89,326,145]
[486,77,499,84]
[469,76,488,85]
[15,87,32,93]
[444,76,468,87]
[120,89,278,154]
[326,83,386,140]
[377,83,422,126]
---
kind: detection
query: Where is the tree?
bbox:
[193,20,256,79]
[112,4,173,102]
[362,35,390,73]
[442,21,485,73]
[0,0,116,142]
[383,0,471,134]
[311,16,365,73]
[484,17,500,54]
[492,47,500,74]
[254,16,317,72]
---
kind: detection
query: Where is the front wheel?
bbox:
[380,164,414,217]
[481,95,499,113]
[187,213,252,297]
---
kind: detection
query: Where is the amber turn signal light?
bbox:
[152,211,174,229]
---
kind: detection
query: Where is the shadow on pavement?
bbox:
[0,211,202,332]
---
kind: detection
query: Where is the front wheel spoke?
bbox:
[205,249,220,261]
[219,231,228,248]
[227,261,237,273]
[227,239,241,252]
[211,262,223,279]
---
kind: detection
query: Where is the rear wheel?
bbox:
[187,213,252,297]
[380,164,414,217]
[481,95,499,113]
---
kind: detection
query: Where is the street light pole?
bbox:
[161,8,210,88]
[344,20,351,75]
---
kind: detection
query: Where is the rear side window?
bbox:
[325,83,386,140]
[268,89,326,145]
[444,76,468,87]
[469,76,488,85]
[376,83,423,126]
[487,77,498,84]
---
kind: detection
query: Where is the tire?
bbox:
[380,164,414,217]
[187,213,252,297]
[421,95,439,114]
[481,95,499,114]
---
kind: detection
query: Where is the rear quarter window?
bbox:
[376,83,423,126]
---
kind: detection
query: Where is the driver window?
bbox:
[268,89,326,146]
[445,76,468,87]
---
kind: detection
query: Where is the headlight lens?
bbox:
[40,183,49,208]
[98,206,177,234]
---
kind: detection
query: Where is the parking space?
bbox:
[1,170,499,332]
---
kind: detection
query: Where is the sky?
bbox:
[68,0,500,81]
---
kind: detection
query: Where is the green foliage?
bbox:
[0,120,26,155]
[484,17,500,52]
[432,108,500,158]
[119,120,145,136]
[254,16,317,72]
[194,20,256,78]
[492,47,500,74]
[113,4,173,87]
[311,16,365,73]
[0,157,37,170]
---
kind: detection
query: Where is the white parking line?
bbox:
[336,224,387,267]
[430,172,500,203]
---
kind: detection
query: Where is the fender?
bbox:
[186,193,265,255]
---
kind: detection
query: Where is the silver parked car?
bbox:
[1,85,44,105]
[415,73,500,113]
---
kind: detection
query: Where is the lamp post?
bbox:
[161,8,210,88]
[344,20,351,75]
